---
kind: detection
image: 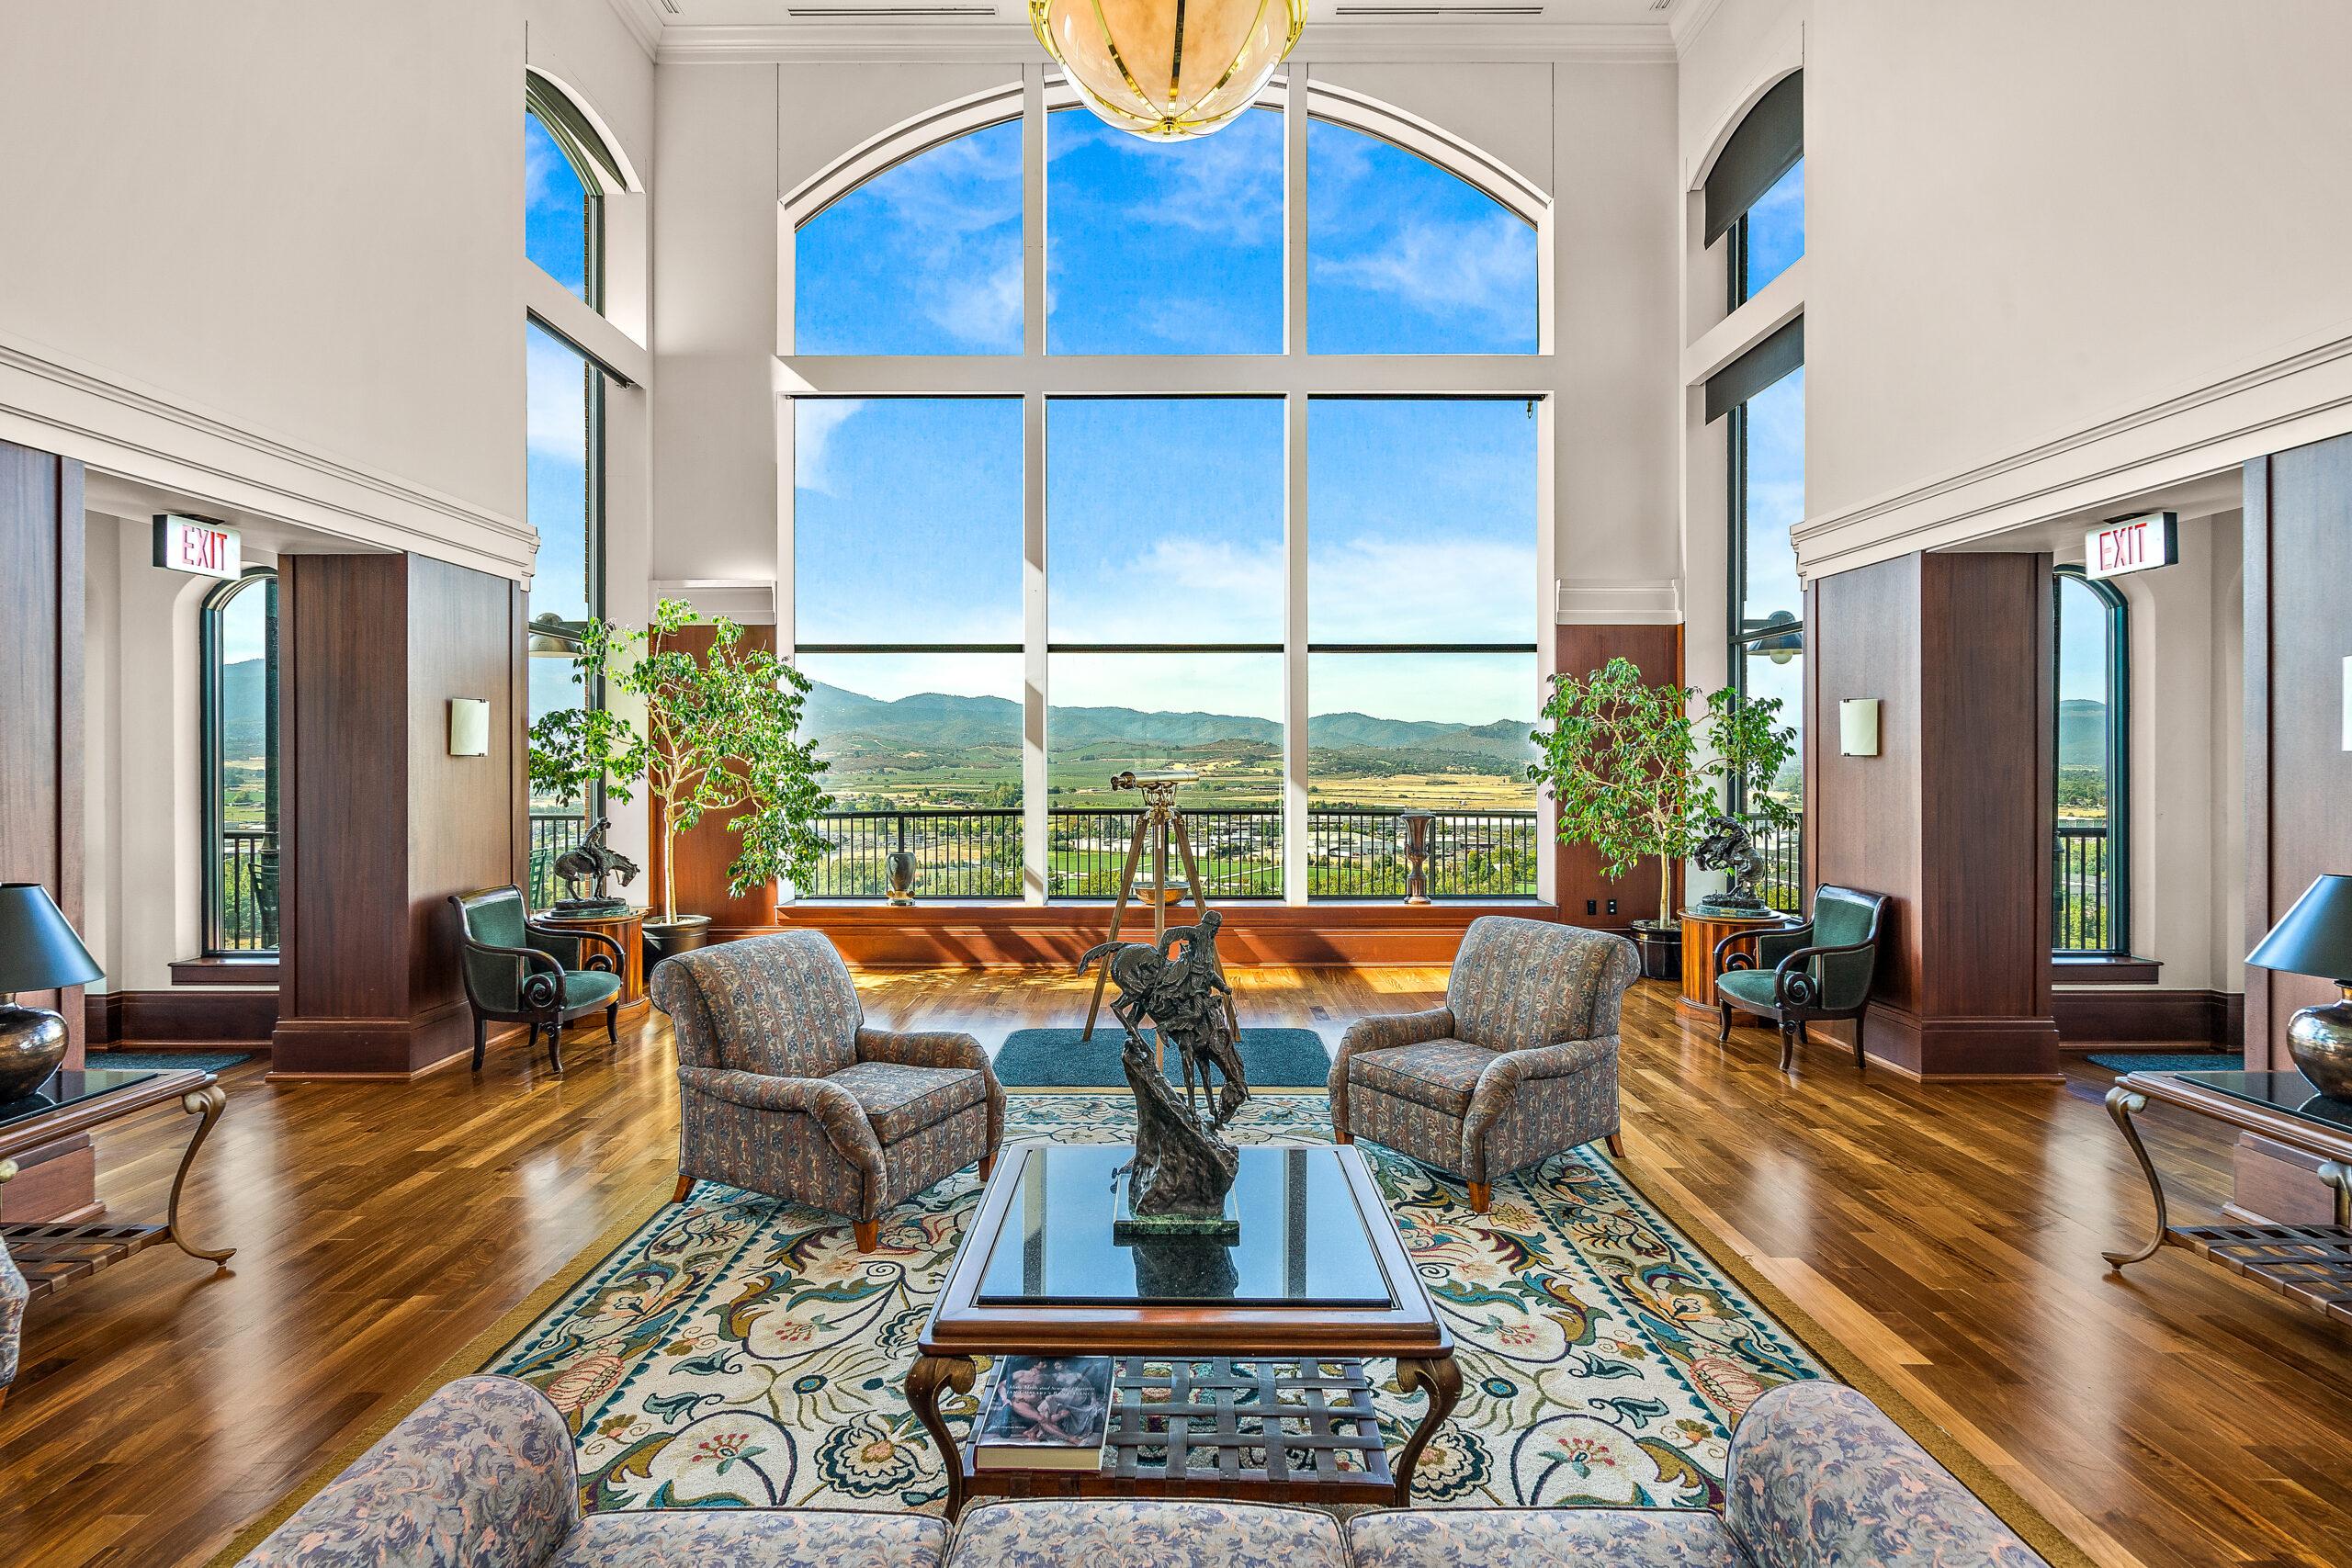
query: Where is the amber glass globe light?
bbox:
[1030,0,1306,141]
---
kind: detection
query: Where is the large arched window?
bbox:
[525,73,626,310]
[201,568,279,954]
[785,81,1548,904]
[2054,567,2129,954]
[1706,72,1804,310]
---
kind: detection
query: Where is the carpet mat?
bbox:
[85,1049,255,1072]
[2084,1052,2241,1074]
[481,1094,1828,1515]
[995,1026,1331,1088]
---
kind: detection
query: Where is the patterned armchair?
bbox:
[1329,916,1638,1214]
[1713,885,1890,1071]
[0,1207,23,1414]
[237,1374,950,1567]
[652,931,1003,1251]
[451,886,626,1075]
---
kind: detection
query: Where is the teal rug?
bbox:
[86,1049,254,1072]
[994,1026,1331,1088]
[2084,1052,2240,1074]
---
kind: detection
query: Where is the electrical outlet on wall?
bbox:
[1606,898,1618,916]
[1586,899,1597,915]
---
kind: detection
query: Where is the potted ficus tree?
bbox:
[529,598,833,959]
[1528,657,1797,981]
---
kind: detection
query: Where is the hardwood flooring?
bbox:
[3,972,2348,1567]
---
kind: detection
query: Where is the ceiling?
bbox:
[616,0,1700,45]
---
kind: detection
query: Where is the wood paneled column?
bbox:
[0,438,93,1219]
[1551,624,1685,933]
[1808,551,2060,1077]
[271,554,526,1077]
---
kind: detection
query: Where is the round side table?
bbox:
[1677,906,1794,1023]
[537,907,649,1012]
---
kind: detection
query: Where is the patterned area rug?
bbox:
[481,1094,1826,1516]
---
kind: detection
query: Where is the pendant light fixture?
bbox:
[1029,0,1306,141]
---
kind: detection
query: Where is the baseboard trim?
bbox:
[2052,987,2244,1046]
[1860,1001,2064,1079]
[268,999,474,1077]
[85,988,277,1046]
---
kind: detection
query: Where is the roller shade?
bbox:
[1705,317,1803,423]
[1704,73,1802,243]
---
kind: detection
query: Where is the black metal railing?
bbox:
[798,805,1539,901]
[212,828,277,953]
[530,810,590,908]
[1747,813,1804,915]
[2054,819,2112,953]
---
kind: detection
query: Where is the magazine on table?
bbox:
[971,1356,1114,1472]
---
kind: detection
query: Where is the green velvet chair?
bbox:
[450,886,625,1074]
[1713,885,1890,1071]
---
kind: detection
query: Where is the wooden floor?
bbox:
[4,971,2350,1567]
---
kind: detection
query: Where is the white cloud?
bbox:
[526,330,587,457]
[792,399,867,496]
[1313,210,1537,329]
[1307,535,1534,643]
[925,258,1023,350]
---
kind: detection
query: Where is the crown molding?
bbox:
[1666,0,1729,52]
[604,0,667,59]
[655,18,1675,65]
[1555,577,1684,625]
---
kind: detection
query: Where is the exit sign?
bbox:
[153,514,242,579]
[2085,511,2177,581]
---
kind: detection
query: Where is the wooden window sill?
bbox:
[2051,955,2161,987]
[168,957,281,988]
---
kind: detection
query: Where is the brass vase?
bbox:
[0,1001,69,1102]
[2287,987,2352,1100]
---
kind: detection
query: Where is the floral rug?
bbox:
[484,1094,1826,1515]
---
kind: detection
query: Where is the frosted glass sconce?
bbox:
[448,698,491,757]
[1839,698,1881,758]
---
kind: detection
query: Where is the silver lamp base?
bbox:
[2286,987,2352,1100]
[0,1001,69,1103]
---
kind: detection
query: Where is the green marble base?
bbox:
[1112,1168,1240,1241]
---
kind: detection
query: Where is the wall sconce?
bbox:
[447,698,490,757]
[1839,698,1881,758]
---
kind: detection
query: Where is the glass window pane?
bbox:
[1047,107,1283,355]
[209,576,279,952]
[1307,651,1536,898]
[796,120,1023,355]
[1048,399,1283,644]
[1737,641,1804,912]
[794,399,1023,646]
[1048,653,1282,898]
[526,322,595,632]
[1739,158,1804,302]
[797,652,1024,898]
[1307,399,1537,644]
[526,108,593,302]
[2056,576,2113,820]
[1308,121,1538,355]
[1735,366,1804,637]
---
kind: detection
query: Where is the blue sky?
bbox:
[1742,158,1804,300]
[526,109,591,303]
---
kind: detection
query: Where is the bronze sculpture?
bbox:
[1693,813,1770,915]
[551,818,641,913]
[1078,911,1250,1235]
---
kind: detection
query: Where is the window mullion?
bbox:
[1283,73,1310,904]
[1021,68,1050,902]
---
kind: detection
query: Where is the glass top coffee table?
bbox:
[2103,1068,2352,1323]
[910,1140,1457,1517]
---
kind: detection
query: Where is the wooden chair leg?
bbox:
[1334,1129,1354,1145]
[606,1002,620,1044]
[672,1173,695,1202]
[470,1014,487,1072]
[546,1021,565,1076]
[978,1151,995,1180]
[1465,1180,1492,1214]
[1716,1001,1732,1043]
[1852,1011,1869,1070]
[1605,1132,1626,1159]
[853,1218,881,1252]
[1778,1021,1797,1072]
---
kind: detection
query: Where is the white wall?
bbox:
[1797,0,2352,575]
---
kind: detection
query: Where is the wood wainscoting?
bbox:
[85,989,277,1047]
[2052,987,2245,1047]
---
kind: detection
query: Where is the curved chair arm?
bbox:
[1329,1009,1458,1142]
[464,939,567,1013]
[857,1027,1004,1152]
[1715,920,1809,974]
[1462,1036,1618,1157]
[527,921,625,976]
[677,1066,887,1191]
[1770,935,1882,1010]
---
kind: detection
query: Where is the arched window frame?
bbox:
[2053,564,2131,955]
[526,70,628,314]
[200,567,279,956]
[778,72,1557,907]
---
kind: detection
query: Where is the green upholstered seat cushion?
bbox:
[563,970,623,1010]
[1716,968,1784,1010]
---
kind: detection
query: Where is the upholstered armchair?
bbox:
[1330,916,1639,1213]
[0,1203,24,1414]
[1713,885,1890,1071]
[236,1374,951,1567]
[651,931,1003,1251]
[451,886,625,1074]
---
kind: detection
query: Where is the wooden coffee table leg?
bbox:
[907,1353,977,1517]
[1391,1353,1462,1506]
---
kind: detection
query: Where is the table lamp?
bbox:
[2247,874,2352,1099]
[0,883,105,1102]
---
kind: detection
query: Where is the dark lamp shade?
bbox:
[0,882,104,993]
[2247,874,2352,984]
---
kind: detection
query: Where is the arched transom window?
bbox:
[785,79,1552,907]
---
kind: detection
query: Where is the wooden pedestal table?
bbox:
[1677,907,1795,1023]
[536,907,649,1013]
[908,1141,1459,1517]
[0,1066,233,1323]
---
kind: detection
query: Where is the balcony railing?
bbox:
[798,806,1540,902]
[1747,814,1803,915]
[530,809,590,908]
[2054,819,2113,953]
[211,827,278,953]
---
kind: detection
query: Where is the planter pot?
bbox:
[642,914,714,970]
[1631,921,1682,983]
